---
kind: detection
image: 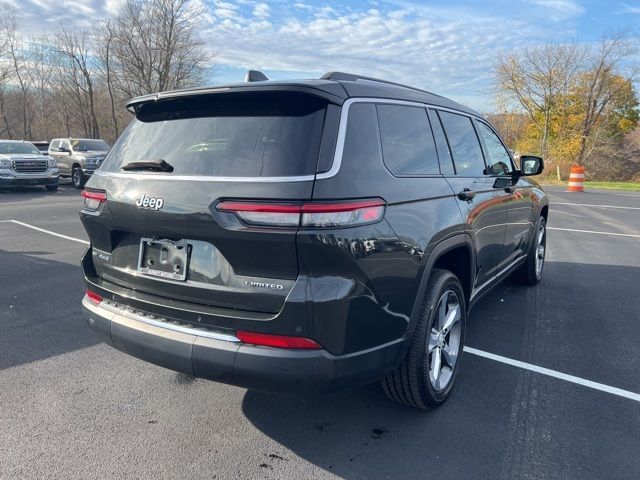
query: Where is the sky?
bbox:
[6,0,640,111]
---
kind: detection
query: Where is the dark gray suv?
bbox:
[80,72,548,409]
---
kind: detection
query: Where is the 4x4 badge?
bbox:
[136,193,164,211]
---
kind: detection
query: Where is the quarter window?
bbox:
[476,121,513,175]
[438,111,485,176]
[342,103,383,168]
[376,104,439,175]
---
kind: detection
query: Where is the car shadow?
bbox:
[0,248,98,370]
[0,182,80,204]
[240,261,640,479]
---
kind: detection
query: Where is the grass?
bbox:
[583,181,640,191]
[540,179,640,191]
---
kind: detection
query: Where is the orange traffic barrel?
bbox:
[567,165,585,192]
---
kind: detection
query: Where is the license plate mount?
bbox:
[137,238,190,281]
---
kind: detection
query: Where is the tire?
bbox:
[72,167,86,189]
[382,269,466,409]
[513,216,546,286]
[45,185,58,192]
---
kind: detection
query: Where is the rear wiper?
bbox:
[121,159,174,172]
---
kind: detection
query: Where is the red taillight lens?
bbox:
[216,199,385,228]
[81,190,106,211]
[236,331,322,349]
[301,199,385,228]
[86,290,103,304]
[217,201,301,227]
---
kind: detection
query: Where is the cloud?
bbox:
[252,2,270,19]
[5,0,591,111]
[200,2,546,109]
[618,3,640,14]
[527,0,584,15]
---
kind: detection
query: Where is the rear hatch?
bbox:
[81,91,333,314]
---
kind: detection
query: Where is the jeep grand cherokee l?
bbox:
[0,140,59,191]
[80,72,548,409]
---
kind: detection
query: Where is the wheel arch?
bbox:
[540,204,548,221]
[407,234,475,332]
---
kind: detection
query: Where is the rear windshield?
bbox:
[100,92,328,177]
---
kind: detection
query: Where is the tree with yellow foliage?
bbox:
[493,33,639,179]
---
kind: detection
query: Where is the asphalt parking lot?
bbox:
[1,184,639,480]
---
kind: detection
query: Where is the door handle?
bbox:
[457,188,476,201]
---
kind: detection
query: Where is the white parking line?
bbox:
[464,347,640,403]
[552,202,640,210]
[4,218,639,403]
[547,227,640,238]
[1,219,89,245]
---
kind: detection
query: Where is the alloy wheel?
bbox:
[72,169,82,188]
[535,220,546,278]
[427,290,462,392]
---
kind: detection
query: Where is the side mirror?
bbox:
[58,146,69,153]
[519,155,544,176]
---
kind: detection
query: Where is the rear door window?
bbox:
[376,104,439,175]
[438,111,486,177]
[100,92,327,177]
[428,109,455,175]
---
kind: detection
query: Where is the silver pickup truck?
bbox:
[49,138,110,189]
[0,140,59,191]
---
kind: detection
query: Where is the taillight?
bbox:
[236,331,322,349]
[217,201,301,227]
[216,199,385,228]
[86,290,103,304]
[302,200,385,228]
[81,190,106,211]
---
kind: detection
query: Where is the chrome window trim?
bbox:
[94,97,480,183]
[317,97,482,180]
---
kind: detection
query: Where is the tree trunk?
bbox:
[104,39,119,138]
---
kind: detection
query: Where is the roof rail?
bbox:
[321,71,443,99]
[244,70,269,82]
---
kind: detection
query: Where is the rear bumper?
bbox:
[82,296,407,394]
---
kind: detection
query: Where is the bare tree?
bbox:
[53,31,100,138]
[27,40,56,140]
[575,32,639,165]
[0,5,34,138]
[0,8,13,137]
[106,0,211,98]
[494,43,583,158]
[97,20,121,138]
